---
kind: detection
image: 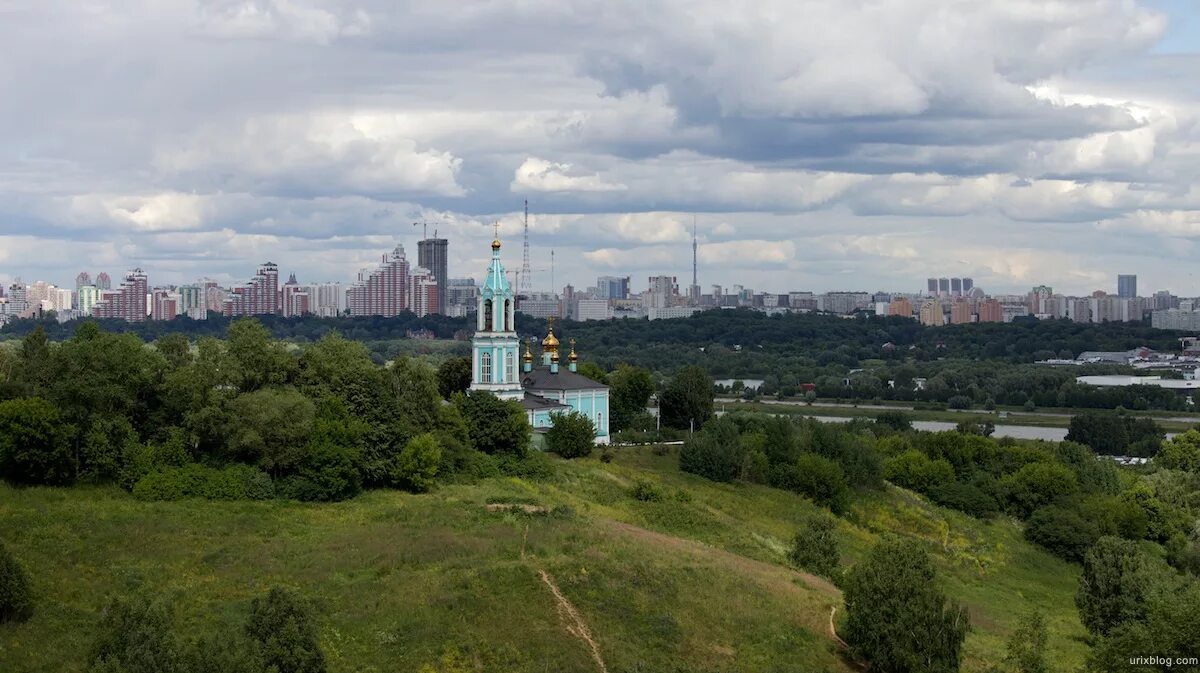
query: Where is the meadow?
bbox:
[0,446,1086,673]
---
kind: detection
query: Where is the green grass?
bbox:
[0,448,1089,673]
[729,399,1200,433]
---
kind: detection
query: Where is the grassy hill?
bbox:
[0,446,1086,673]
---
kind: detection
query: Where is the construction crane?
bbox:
[412,220,439,240]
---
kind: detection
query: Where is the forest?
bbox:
[3,310,1195,412]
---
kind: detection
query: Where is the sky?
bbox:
[1,1,1199,297]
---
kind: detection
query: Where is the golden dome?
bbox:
[568,338,578,362]
[491,238,501,250]
[550,349,560,363]
[523,339,533,363]
[541,319,560,354]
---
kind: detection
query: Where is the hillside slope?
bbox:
[0,447,1085,673]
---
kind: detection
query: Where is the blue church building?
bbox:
[469,235,610,444]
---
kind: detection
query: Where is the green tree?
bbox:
[1157,429,1200,471]
[88,596,183,673]
[575,362,609,384]
[1076,537,1158,637]
[842,538,969,673]
[882,449,954,494]
[154,334,192,369]
[435,357,472,400]
[226,388,316,476]
[0,397,76,485]
[875,410,912,432]
[659,365,714,431]
[226,318,296,392]
[0,540,34,623]
[1005,611,1049,673]
[454,391,530,457]
[390,433,442,492]
[1024,505,1102,562]
[244,588,326,673]
[546,411,595,459]
[1001,462,1078,518]
[770,453,850,514]
[679,416,742,482]
[609,366,655,432]
[788,511,840,580]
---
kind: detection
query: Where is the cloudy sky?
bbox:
[2,0,1199,296]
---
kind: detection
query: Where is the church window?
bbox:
[480,352,492,382]
[596,411,603,431]
[506,351,515,383]
[483,300,493,330]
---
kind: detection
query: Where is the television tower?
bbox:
[692,215,698,288]
[520,200,533,296]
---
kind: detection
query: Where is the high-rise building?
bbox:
[445,278,478,317]
[305,282,345,318]
[938,278,950,296]
[178,285,204,318]
[596,276,630,300]
[224,262,280,317]
[96,272,112,290]
[887,297,913,318]
[977,299,1002,323]
[1118,274,1137,299]
[950,299,972,324]
[151,289,177,321]
[93,269,148,322]
[75,272,91,291]
[646,275,678,308]
[280,274,310,318]
[926,278,938,295]
[409,266,440,317]
[77,285,99,316]
[5,283,29,317]
[950,278,963,296]
[918,300,943,326]
[349,245,411,317]
[962,278,974,294]
[417,238,449,314]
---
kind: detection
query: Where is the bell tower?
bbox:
[469,230,523,400]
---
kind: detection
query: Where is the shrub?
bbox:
[245,588,326,673]
[929,480,1000,519]
[679,417,742,482]
[1005,611,1049,673]
[874,411,912,432]
[1002,462,1078,518]
[0,541,34,623]
[277,443,362,502]
[842,538,969,673]
[1024,505,1101,563]
[390,433,441,493]
[788,512,839,579]
[770,453,850,514]
[883,450,954,493]
[631,478,666,502]
[947,395,972,410]
[88,596,181,673]
[1076,537,1159,637]
[132,464,274,502]
[0,397,76,486]
[545,412,595,459]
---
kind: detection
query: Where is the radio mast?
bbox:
[520,200,533,296]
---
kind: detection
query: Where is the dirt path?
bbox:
[538,568,609,673]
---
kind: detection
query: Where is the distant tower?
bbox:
[692,216,698,288]
[688,216,701,305]
[520,200,533,296]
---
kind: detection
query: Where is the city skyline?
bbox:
[2,2,1200,295]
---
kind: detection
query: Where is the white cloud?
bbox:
[511,157,627,193]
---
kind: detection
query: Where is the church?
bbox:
[468,234,611,444]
